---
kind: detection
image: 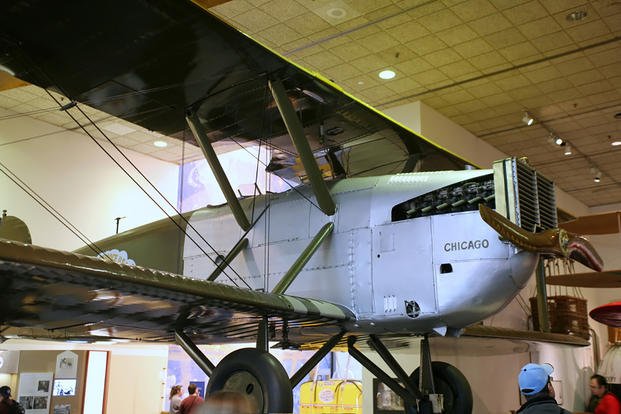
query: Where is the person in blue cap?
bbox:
[516,363,572,413]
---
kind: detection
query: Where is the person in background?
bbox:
[179,383,204,414]
[194,391,256,414]
[0,386,17,414]
[516,363,572,413]
[587,374,620,414]
[169,385,183,414]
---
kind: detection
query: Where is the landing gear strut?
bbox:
[348,335,473,414]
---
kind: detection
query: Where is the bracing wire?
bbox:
[43,90,251,289]
[0,161,111,259]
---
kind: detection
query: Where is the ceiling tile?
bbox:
[406,35,447,55]
[437,25,479,46]
[419,8,463,32]
[358,31,400,52]
[385,20,430,42]
[485,27,527,49]
[566,20,613,43]
[394,57,434,75]
[468,13,513,36]
[439,60,478,79]
[533,31,575,53]
[498,41,541,62]
[518,16,563,39]
[468,51,509,70]
[424,49,462,67]
[258,0,308,21]
[232,8,278,31]
[286,12,332,36]
[330,40,372,61]
[450,0,496,22]
[502,1,548,25]
[256,24,302,47]
[453,38,493,58]
[567,69,605,87]
[211,0,254,18]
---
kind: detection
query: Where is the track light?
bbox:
[522,111,534,126]
[554,136,564,146]
[564,144,572,156]
[591,167,602,183]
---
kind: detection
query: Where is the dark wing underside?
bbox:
[0,0,468,178]
[0,240,352,344]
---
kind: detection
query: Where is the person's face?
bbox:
[590,378,606,397]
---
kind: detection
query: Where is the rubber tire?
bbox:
[410,361,473,414]
[206,348,293,414]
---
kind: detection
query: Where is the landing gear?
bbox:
[206,348,293,414]
[411,361,472,414]
[348,335,473,414]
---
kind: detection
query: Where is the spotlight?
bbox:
[591,167,602,183]
[522,111,534,126]
[564,144,572,155]
[554,136,564,146]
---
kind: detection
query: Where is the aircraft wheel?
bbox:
[206,348,292,413]
[410,361,473,414]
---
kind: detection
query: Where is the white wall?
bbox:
[0,108,179,250]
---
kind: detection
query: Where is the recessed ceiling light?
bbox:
[378,70,396,80]
[326,7,347,19]
[566,10,587,22]
[612,141,621,146]
[153,140,168,148]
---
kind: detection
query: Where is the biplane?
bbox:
[0,1,604,413]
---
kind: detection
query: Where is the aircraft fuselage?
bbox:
[180,168,539,336]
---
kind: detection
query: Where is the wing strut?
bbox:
[207,237,249,282]
[271,222,334,295]
[175,329,216,376]
[186,113,251,231]
[268,79,336,216]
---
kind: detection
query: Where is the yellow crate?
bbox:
[300,380,362,414]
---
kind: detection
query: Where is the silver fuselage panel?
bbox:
[183,162,543,335]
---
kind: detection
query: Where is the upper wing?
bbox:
[0,239,352,344]
[0,0,468,178]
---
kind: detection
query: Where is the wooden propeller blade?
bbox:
[546,270,621,288]
[560,211,621,235]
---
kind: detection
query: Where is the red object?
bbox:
[590,302,621,327]
[595,392,621,414]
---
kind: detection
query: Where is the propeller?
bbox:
[478,204,603,272]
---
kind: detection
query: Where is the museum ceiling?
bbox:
[0,0,619,209]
